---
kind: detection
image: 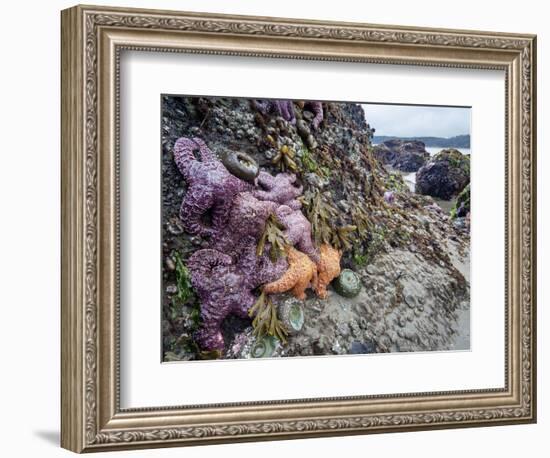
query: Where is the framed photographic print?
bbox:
[61,4,537,453]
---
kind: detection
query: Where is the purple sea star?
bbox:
[173,136,251,237]
[187,249,257,350]
[254,99,296,125]
[253,171,303,210]
[174,139,325,351]
[185,191,288,351]
[275,205,319,263]
[384,190,395,204]
[188,242,287,351]
[209,191,278,255]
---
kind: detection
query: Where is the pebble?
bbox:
[166,284,177,294]
[331,340,343,354]
[264,149,277,160]
[404,294,417,308]
[167,220,184,235]
[366,265,378,275]
[165,257,176,271]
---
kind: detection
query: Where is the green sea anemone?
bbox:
[251,335,279,358]
[279,299,305,334]
[333,269,362,298]
[221,150,259,183]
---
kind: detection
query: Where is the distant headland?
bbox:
[372,134,470,148]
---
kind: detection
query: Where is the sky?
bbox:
[362,103,471,138]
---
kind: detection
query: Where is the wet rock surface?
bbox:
[373,139,430,172]
[161,96,470,361]
[416,148,470,200]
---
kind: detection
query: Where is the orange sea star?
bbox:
[315,244,342,299]
[263,246,317,300]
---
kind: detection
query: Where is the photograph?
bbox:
[57,4,536,452]
[161,96,471,361]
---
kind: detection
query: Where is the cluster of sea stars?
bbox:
[174,135,339,351]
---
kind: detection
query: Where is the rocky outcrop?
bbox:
[373,139,429,172]
[452,183,470,218]
[161,96,470,361]
[416,149,470,200]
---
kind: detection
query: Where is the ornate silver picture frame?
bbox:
[61,4,536,452]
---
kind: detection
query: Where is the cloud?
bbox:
[362,104,471,138]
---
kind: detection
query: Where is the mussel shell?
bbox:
[222,150,259,183]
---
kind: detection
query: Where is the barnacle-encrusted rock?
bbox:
[254,99,296,124]
[373,139,429,172]
[221,150,259,183]
[303,101,324,130]
[263,246,318,300]
[173,137,251,236]
[416,149,470,200]
[253,171,303,210]
[315,244,342,299]
[333,268,362,298]
[296,119,318,149]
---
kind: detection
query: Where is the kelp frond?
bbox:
[301,190,338,246]
[248,291,288,343]
[272,144,298,172]
[173,251,196,304]
[331,225,358,251]
[256,213,290,262]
